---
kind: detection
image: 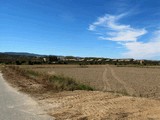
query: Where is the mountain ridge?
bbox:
[0,52,46,57]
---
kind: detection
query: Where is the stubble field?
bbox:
[20,64,160,98]
[4,64,160,119]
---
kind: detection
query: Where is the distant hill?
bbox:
[0,52,46,57]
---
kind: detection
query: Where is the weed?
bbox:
[5,65,94,91]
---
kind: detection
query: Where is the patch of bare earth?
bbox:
[2,65,160,120]
[22,65,160,98]
[1,66,48,97]
[39,91,160,120]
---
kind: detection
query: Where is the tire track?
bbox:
[108,66,135,95]
[102,67,111,91]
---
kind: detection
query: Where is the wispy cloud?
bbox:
[89,14,147,42]
[123,30,160,59]
[89,14,160,59]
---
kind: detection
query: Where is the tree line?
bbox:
[0,53,160,66]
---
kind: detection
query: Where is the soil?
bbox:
[2,65,160,120]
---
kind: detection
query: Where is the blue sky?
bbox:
[1,0,160,59]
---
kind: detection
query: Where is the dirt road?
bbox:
[0,72,54,120]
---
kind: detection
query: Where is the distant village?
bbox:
[0,53,160,65]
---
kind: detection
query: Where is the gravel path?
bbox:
[0,72,54,120]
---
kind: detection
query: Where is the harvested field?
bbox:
[20,65,160,98]
[3,65,160,119]
[20,65,104,90]
[113,66,160,98]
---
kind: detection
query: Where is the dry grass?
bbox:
[19,65,105,90]
[1,65,93,96]
[2,64,160,119]
[19,64,160,98]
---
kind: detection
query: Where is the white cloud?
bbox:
[100,29,146,41]
[89,13,160,59]
[89,14,147,42]
[88,25,96,31]
[123,31,160,59]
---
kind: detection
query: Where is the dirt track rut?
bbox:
[102,65,135,95]
[102,67,111,91]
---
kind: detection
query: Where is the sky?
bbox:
[0,0,160,59]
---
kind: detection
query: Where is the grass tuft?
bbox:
[5,65,94,91]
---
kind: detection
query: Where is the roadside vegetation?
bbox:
[2,64,160,119]
[18,64,160,98]
[2,65,93,95]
